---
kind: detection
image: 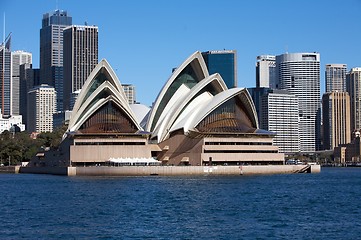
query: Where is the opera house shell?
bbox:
[29,52,284,168]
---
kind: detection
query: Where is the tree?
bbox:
[0,124,67,165]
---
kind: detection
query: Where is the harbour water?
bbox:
[1,167,360,239]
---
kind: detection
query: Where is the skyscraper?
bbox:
[19,64,40,126]
[202,50,237,88]
[63,24,98,111]
[276,53,321,152]
[325,64,347,93]
[27,84,56,133]
[322,92,351,150]
[122,84,136,104]
[0,35,12,116]
[260,89,300,153]
[40,10,72,111]
[256,55,276,88]
[11,50,32,115]
[346,67,361,133]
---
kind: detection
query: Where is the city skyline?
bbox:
[1,0,361,106]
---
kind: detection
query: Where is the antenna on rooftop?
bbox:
[56,0,59,10]
[3,12,5,44]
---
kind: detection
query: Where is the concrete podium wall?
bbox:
[19,164,321,176]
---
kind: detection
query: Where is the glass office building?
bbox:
[40,10,72,111]
[202,50,237,89]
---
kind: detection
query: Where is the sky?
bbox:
[1,0,361,106]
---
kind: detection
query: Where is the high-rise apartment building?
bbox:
[276,52,321,152]
[322,92,351,150]
[122,84,136,104]
[27,84,56,133]
[256,55,276,88]
[63,25,98,111]
[0,36,12,116]
[346,67,361,133]
[202,50,237,88]
[11,50,32,115]
[40,10,72,111]
[325,64,347,93]
[260,89,300,153]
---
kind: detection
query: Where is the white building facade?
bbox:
[122,84,136,104]
[260,90,300,153]
[276,53,321,152]
[256,55,276,89]
[27,84,56,133]
[11,50,32,115]
[0,109,25,133]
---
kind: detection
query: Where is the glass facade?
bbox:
[196,97,255,133]
[202,50,237,89]
[79,101,138,133]
[81,69,112,107]
[40,10,72,112]
[0,44,12,116]
[325,64,347,93]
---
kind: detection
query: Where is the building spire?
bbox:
[3,12,5,45]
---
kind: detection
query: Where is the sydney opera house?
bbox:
[28,51,285,169]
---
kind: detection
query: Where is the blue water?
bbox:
[1,168,361,239]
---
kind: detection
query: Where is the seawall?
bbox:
[20,164,321,176]
[19,166,69,175]
[0,166,20,174]
[74,165,320,176]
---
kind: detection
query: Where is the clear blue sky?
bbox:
[1,0,361,106]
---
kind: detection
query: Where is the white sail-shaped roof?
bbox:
[67,59,142,134]
[154,73,228,142]
[146,51,209,132]
[145,51,260,143]
[183,88,259,133]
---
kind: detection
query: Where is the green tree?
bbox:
[0,124,67,165]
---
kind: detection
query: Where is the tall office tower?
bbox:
[202,50,237,88]
[122,84,136,104]
[40,10,72,111]
[325,64,347,92]
[63,25,98,111]
[0,35,12,116]
[27,84,56,133]
[276,53,321,152]
[346,67,361,133]
[256,55,276,88]
[19,64,40,126]
[260,89,300,153]
[11,50,32,115]
[322,92,351,150]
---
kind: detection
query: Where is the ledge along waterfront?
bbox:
[19,164,320,176]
